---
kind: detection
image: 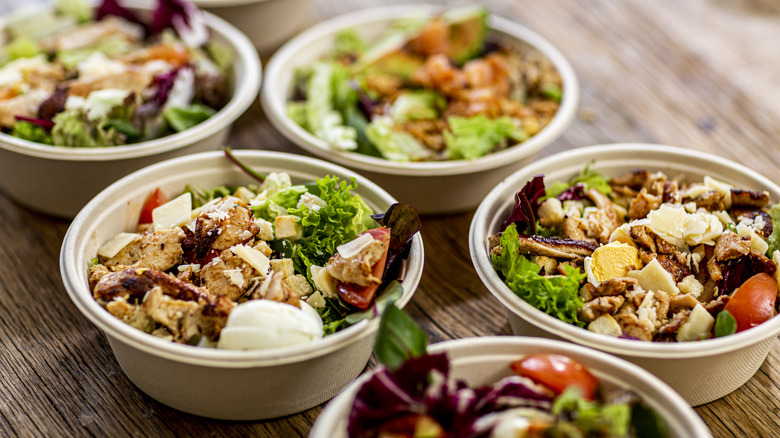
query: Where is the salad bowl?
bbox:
[0,0,261,218]
[262,5,578,214]
[310,337,711,437]
[469,143,780,405]
[59,150,424,420]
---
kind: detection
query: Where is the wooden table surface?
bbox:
[2,0,780,436]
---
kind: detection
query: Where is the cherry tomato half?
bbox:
[338,227,391,310]
[138,188,168,224]
[510,353,598,400]
[723,272,778,333]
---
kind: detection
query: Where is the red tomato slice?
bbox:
[723,273,778,333]
[337,227,391,310]
[510,353,598,400]
[138,188,168,224]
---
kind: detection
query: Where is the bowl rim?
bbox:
[261,4,579,176]
[469,143,780,359]
[310,336,712,437]
[59,150,425,369]
[0,1,262,162]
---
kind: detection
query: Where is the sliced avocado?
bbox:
[355,30,426,81]
[442,5,489,64]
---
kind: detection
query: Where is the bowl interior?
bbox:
[262,5,579,176]
[60,150,424,368]
[470,143,780,358]
[310,337,711,437]
[0,1,261,162]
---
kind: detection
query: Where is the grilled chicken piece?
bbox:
[326,237,388,287]
[43,16,143,52]
[0,89,50,128]
[714,231,751,262]
[732,210,773,238]
[67,69,153,98]
[184,196,260,263]
[200,250,258,301]
[102,228,186,271]
[610,169,652,190]
[730,188,770,209]
[513,234,598,259]
[656,309,691,338]
[596,277,639,297]
[579,296,625,323]
[93,268,212,303]
[251,272,300,307]
[141,286,235,343]
[584,189,621,243]
[628,189,660,220]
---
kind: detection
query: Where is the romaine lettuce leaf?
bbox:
[51,109,126,147]
[389,90,445,123]
[10,121,53,145]
[492,224,586,326]
[304,61,357,150]
[444,115,526,160]
[365,115,430,161]
[544,161,611,200]
[2,36,41,64]
[163,103,216,132]
[551,387,631,436]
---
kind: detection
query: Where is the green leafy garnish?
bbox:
[286,176,375,275]
[10,121,53,145]
[542,83,563,102]
[552,387,632,436]
[492,224,586,326]
[163,104,216,132]
[181,184,233,208]
[714,310,737,338]
[543,161,611,200]
[2,36,41,63]
[631,401,670,438]
[374,303,428,371]
[330,29,368,59]
[444,115,527,160]
[765,203,780,256]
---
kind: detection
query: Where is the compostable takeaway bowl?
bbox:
[310,337,711,437]
[60,150,424,420]
[262,5,578,213]
[0,1,261,218]
[469,143,780,405]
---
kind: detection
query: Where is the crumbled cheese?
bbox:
[238,230,253,241]
[337,233,374,259]
[84,88,131,120]
[97,232,139,258]
[223,269,245,288]
[177,264,201,273]
[677,275,703,298]
[297,192,327,211]
[683,202,698,214]
[152,192,192,231]
[305,291,326,309]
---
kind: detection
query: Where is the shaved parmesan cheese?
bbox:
[337,233,374,259]
[736,222,769,254]
[676,303,714,342]
[310,265,337,298]
[152,193,192,232]
[231,244,270,279]
[704,176,732,209]
[97,232,139,258]
[628,258,680,296]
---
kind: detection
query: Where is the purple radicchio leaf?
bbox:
[348,353,448,438]
[720,256,753,296]
[619,332,642,341]
[96,0,147,31]
[500,175,546,233]
[556,182,587,201]
[350,79,376,118]
[472,375,554,415]
[14,115,55,130]
[151,0,208,47]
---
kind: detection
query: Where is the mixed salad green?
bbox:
[89,151,421,347]
[0,0,232,147]
[288,6,563,162]
[346,304,668,437]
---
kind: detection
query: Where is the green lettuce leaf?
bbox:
[10,121,53,145]
[388,90,445,123]
[544,161,611,199]
[2,36,41,64]
[365,116,431,161]
[330,29,368,59]
[374,302,428,371]
[51,109,126,147]
[444,115,526,160]
[303,61,357,150]
[286,176,375,276]
[552,387,632,437]
[163,104,216,132]
[492,224,585,326]
[766,203,780,256]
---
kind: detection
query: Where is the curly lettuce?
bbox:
[544,161,611,200]
[492,224,586,326]
[444,115,527,160]
[286,176,375,275]
[10,121,53,145]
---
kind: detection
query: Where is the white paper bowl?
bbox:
[261,5,578,214]
[310,337,711,437]
[59,150,424,420]
[0,2,262,219]
[469,143,780,406]
[191,0,314,54]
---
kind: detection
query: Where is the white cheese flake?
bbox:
[97,232,139,258]
[231,244,270,279]
[223,269,245,288]
[337,233,374,259]
[152,192,192,232]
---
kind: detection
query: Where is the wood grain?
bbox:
[1,0,779,436]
